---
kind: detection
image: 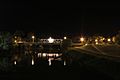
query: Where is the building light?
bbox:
[42,53,47,57]
[48,37,54,43]
[38,53,42,57]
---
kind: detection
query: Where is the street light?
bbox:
[95,39,98,45]
[32,35,35,42]
[64,36,67,40]
[95,39,98,42]
[80,37,84,42]
[14,40,17,43]
[107,38,111,42]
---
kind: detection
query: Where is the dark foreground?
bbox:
[0,50,120,80]
[0,62,115,80]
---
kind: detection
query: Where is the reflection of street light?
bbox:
[14,61,16,65]
[64,36,67,40]
[48,59,51,66]
[32,59,34,65]
[48,37,54,43]
[96,42,98,45]
[64,61,66,66]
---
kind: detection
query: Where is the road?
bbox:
[70,44,120,62]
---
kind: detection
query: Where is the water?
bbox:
[0,47,115,79]
[12,52,65,66]
[11,44,65,66]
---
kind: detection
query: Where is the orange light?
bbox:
[80,37,84,42]
[14,40,17,43]
[95,39,98,42]
[107,38,111,42]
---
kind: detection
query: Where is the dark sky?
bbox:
[0,1,120,36]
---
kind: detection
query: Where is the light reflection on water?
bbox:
[13,52,65,66]
[37,53,63,66]
[14,61,17,65]
[32,59,34,65]
[48,59,51,66]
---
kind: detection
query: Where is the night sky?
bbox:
[0,2,120,37]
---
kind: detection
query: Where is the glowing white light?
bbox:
[85,43,88,46]
[80,37,84,42]
[32,36,35,39]
[64,37,67,39]
[95,39,98,42]
[42,53,47,57]
[38,53,41,57]
[32,59,34,65]
[48,37,54,43]
[96,42,98,45]
[56,54,59,57]
[14,40,17,43]
[14,61,16,65]
[107,38,111,42]
[48,54,53,57]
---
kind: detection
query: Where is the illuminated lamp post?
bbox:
[107,38,111,44]
[80,37,85,45]
[64,36,67,40]
[32,35,35,43]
